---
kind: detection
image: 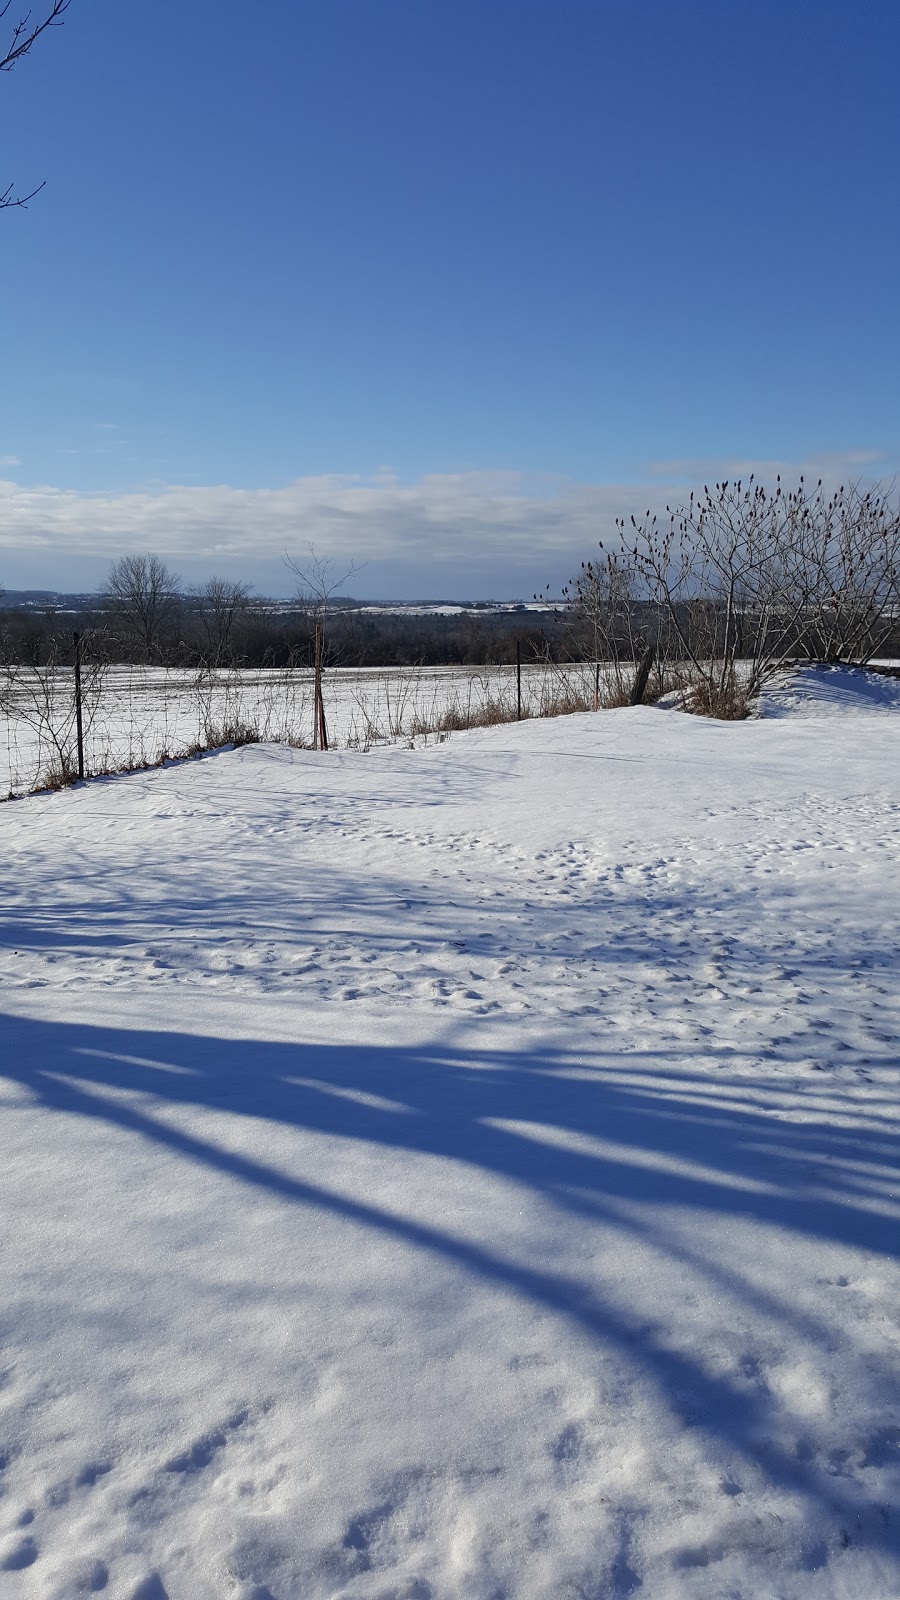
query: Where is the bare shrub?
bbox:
[37,756,77,790]
[0,643,105,788]
[557,551,647,688]
[559,476,900,719]
[686,676,751,720]
[785,481,900,664]
[197,719,260,750]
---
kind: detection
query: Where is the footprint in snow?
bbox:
[46,1554,110,1593]
[129,1576,168,1600]
[0,1532,38,1569]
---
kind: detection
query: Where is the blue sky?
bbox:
[1,0,898,598]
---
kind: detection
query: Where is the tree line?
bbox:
[0,556,564,669]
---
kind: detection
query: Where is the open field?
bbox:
[1,667,899,1597]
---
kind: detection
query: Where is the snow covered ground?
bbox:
[1,666,899,1598]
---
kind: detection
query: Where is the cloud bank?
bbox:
[0,471,643,567]
[1,453,891,595]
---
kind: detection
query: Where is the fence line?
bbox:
[0,656,622,799]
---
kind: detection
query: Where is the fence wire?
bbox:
[1,658,607,798]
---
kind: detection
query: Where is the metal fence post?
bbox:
[73,630,85,780]
[314,624,328,750]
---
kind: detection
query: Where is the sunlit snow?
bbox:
[1,667,899,1598]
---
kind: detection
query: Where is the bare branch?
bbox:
[1,0,71,73]
[0,176,44,209]
[283,544,366,615]
[2,0,72,210]
[282,543,367,657]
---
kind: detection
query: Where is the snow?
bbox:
[757,664,900,720]
[1,670,899,1598]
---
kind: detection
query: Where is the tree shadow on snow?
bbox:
[3,996,900,1559]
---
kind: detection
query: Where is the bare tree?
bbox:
[190,576,254,666]
[2,0,72,211]
[103,553,181,662]
[283,544,366,749]
[283,544,366,643]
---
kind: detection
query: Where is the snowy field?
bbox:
[2,666,900,1598]
[0,662,597,797]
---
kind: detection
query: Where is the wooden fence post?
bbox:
[630,643,655,706]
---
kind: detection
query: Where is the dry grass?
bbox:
[28,721,273,796]
[36,759,78,791]
[198,719,262,750]
[540,684,594,718]
[409,692,523,735]
[686,677,752,720]
[385,663,688,740]
[405,681,597,737]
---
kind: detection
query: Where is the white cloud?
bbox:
[0,471,650,568]
[0,455,22,468]
[1,453,892,585]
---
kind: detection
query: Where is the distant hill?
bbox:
[0,590,559,616]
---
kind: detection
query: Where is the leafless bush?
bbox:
[785,481,900,663]
[188,663,313,752]
[36,756,76,790]
[197,719,260,750]
[685,675,751,720]
[561,476,900,718]
[0,643,105,788]
[559,552,646,681]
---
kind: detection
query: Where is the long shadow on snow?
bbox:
[4,1008,900,1558]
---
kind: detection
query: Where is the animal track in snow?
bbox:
[164,1404,256,1476]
